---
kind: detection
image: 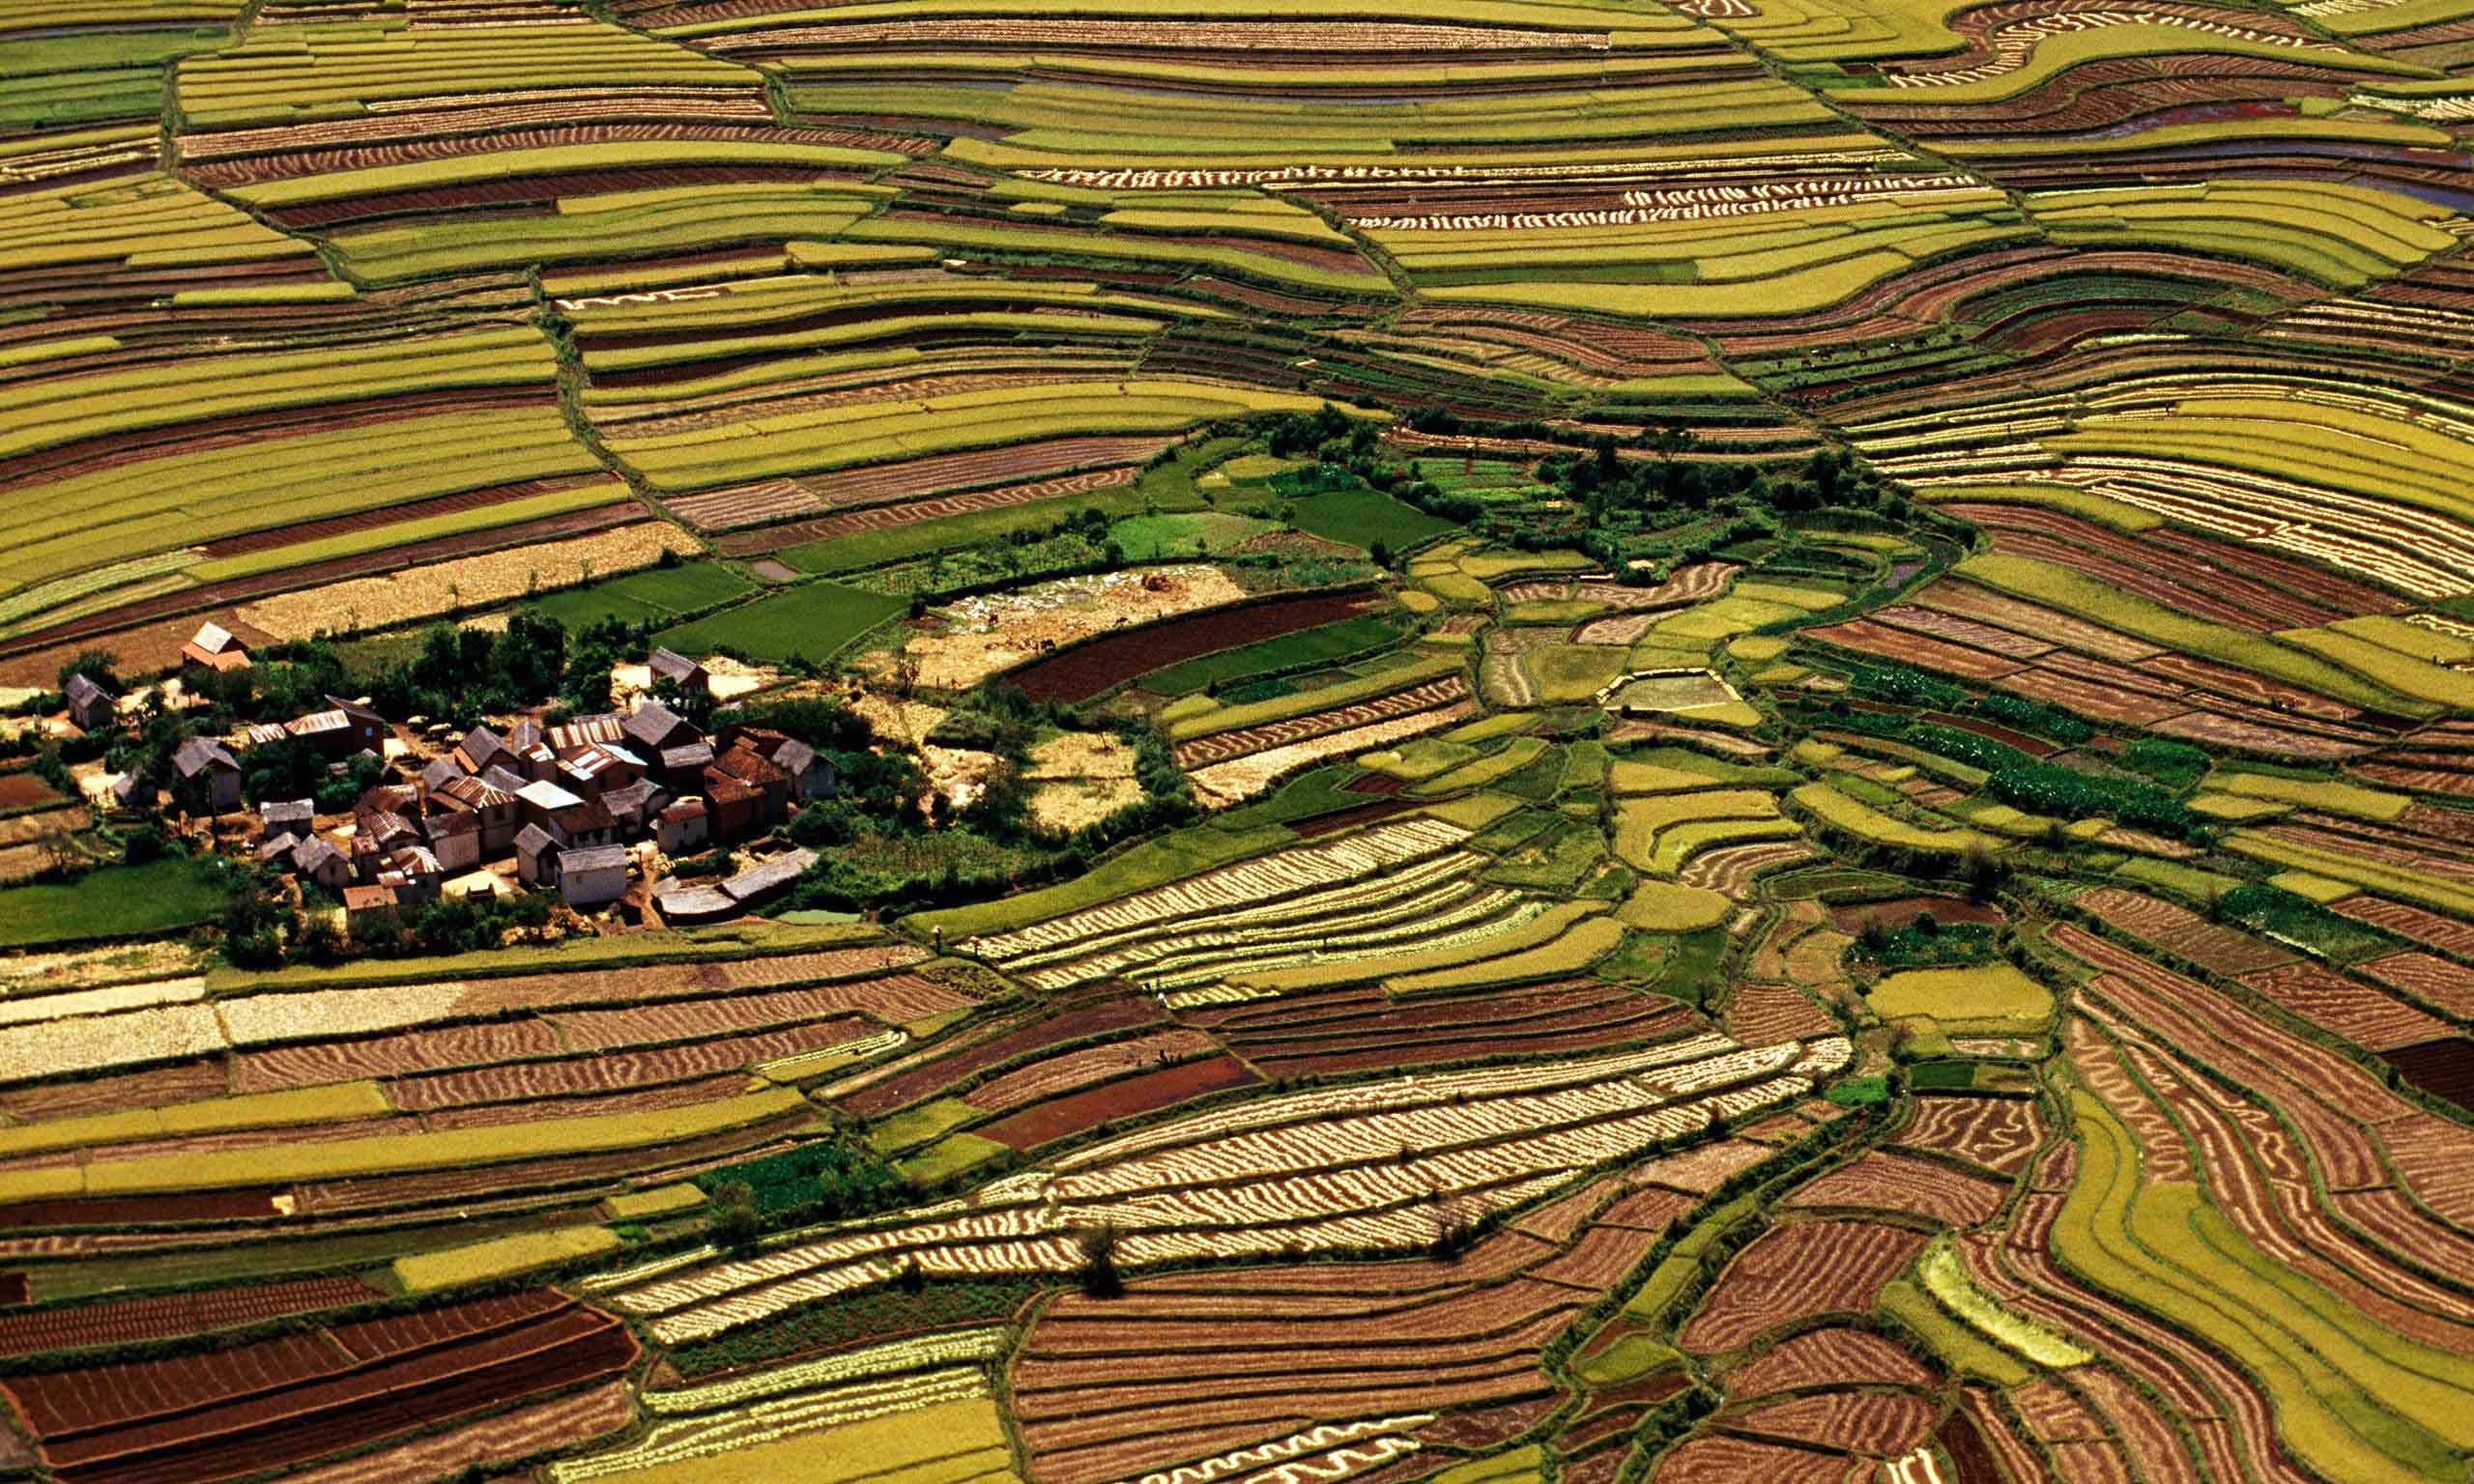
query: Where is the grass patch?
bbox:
[657,579,906,665]
[528,560,756,629]
[0,857,229,948]
[1648,925,1729,1011]
[1284,484,1461,552]
[2216,883,2397,963]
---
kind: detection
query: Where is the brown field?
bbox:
[1679,1220,1927,1354]
[1724,1327,1935,1398]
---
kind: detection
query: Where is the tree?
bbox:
[219,865,292,969]
[712,1180,762,1254]
[55,650,117,695]
[651,673,715,730]
[1071,1221,1123,1298]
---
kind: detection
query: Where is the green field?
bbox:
[654,579,906,664]
[1282,485,1463,553]
[528,559,758,629]
[0,858,230,947]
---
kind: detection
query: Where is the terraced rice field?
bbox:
[16,0,2474,1478]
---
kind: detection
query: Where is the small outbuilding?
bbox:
[63,672,114,733]
[171,737,243,813]
[554,842,631,908]
[181,621,251,673]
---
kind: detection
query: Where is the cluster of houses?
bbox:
[82,627,835,930]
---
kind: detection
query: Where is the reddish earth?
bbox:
[1638,1139,1774,1196]
[972,1054,1260,1149]
[1781,1150,2008,1227]
[841,992,1162,1118]
[963,1031,1221,1115]
[2359,952,2474,1018]
[22,1293,638,1484]
[0,1189,281,1231]
[1173,674,1471,767]
[1724,1327,1934,1397]
[1290,798,1417,838]
[1197,980,1686,1077]
[0,1277,371,1358]
[0,1062,230,1124]
[1723,982,1833,1043]
[2383,1037,2474,1112]
[1012,590,1390,705]
[1729,1389,1939,1455]
[1937,1404,2009,1483]
[1680,1221,1928,1354]
[0,1274,25,1306]
[1652,1434,1853,1483]
[1016,1227,1575,1484]
[1803,616,2028,681]
[1918,582,2160,662]
[1893,1097,2043,1175]
[388,1019,879,1110]
[273,1378,636,1484]
[2239,961,2444,1052]
[295,1112,815,1215]
[0,775,65,811]
[1830,896,2002,933]
[2077,888,2293,976]
[549,986,878,1050]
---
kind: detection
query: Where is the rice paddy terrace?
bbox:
[11,0,2474,1479]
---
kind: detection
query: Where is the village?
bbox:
[63,621,836,939]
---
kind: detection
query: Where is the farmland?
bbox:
[13,0,2474,1479]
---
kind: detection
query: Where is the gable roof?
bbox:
[63,672,109,708]
[514,822,557,858]
[621,699,692,749]
[173,736,238,777]
[647,647,704,684]
[559,842,630,874]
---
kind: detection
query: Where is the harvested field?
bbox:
[2332,895,2474,957]
[1724,1327,1935,1398]
[1722,981,1833,1043]
[1780,1150,2008,1227]
[2239,962,2446,1051]
[840,994,1163,1118]
[2,1291,638,1484]
[235,524,699,641]
[1728,1389,1939,1455]
[1652,1434,1855,1483]
[2075,888,2294,976]
[713,462,1144,546]
[0,1276,371,1358]
[2358,952,2474,1018]
[1894,1098,2043,1174]
[902,565,1251,693]
[1679,1221,1927,1354]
